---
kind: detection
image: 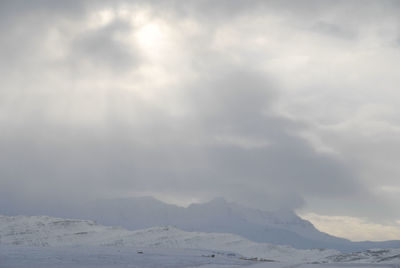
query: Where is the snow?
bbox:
[327,249,400,264]
[86,197,349,250]
[9,197,400,252]
[0,214,399,268]
[0,214,337,262]
[0,246,250,268]
[1,246,397,268]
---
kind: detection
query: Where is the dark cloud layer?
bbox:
[71,19,138,71]
[0,67,366,214]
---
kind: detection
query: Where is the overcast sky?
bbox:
[1,0,400,241]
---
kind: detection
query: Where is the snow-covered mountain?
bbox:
[0,214,337,263]
[6,196,400,252]
[2,214,400,266]
[327,249,400,264]
[80,197,400,252]
[86,196,346,249]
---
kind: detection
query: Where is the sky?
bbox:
[1,0,400,241]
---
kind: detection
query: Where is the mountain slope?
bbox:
[83,197,367,251]
[0,214,338,263]
[2,214,400,265]
[6,196,400,252]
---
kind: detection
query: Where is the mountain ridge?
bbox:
[81,196,400,252]
[1,214,400,265]
[0,214,338,263]
[3,196,400,252]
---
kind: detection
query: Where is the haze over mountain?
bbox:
[21,196,399,252]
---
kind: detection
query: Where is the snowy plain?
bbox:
[0,246,398,268]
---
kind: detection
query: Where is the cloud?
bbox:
[1,0,400,237]
[0,65,368,215]
[301,212,400,241]
[70,19,138,71]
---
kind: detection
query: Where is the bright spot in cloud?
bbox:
[300,212,400,242]
[136,23,166,55]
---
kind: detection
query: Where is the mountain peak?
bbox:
[21,196,384,251]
